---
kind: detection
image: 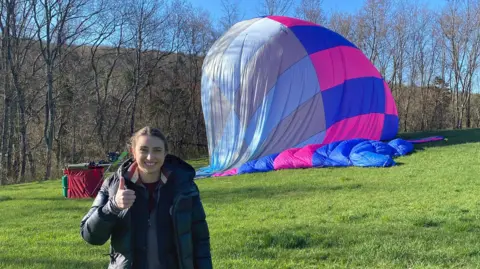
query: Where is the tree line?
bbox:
[0,0,478,185]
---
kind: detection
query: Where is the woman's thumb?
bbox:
[118,177,126,190]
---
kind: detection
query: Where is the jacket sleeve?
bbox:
[191,186,213,269]
[80,176,122,245]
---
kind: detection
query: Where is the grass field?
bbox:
[1,128,480,268]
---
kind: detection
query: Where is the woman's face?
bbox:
[132,135,166,175]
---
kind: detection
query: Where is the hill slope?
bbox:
[1,129,480,268]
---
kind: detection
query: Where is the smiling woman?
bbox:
[80,126,212,269]
[129,127,168,183]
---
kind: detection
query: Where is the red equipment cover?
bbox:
[65,167,104,198]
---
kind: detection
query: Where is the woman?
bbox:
[80,126,212,269]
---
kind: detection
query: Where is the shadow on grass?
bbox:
[0,195,13,202]
[187,157,209,170]
[0,257,107,269]
[398,128,480,150]
[201,183,363,204]
[0,196,94,204]
[1,185,43,191]
[19,196,77,201]
[3,179,60,187]
[244,225,339,251]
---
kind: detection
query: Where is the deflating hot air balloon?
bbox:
[197,15,402,178]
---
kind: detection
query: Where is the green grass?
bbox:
[1,129,480,268]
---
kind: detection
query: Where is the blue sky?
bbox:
[188,0,447,22]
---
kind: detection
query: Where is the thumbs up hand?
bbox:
[114,177,136,210]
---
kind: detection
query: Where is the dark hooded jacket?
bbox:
[80,154,212,269]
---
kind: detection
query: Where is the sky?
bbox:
[188,0,448,23]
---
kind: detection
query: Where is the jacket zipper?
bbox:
[148,184,161,228]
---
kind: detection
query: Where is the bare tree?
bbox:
[387,1,410,131]
[257,0,293,16]
[219,0,243,32]
[0,0,38,183]
[178,6,214,156]
[121,0,177,135]
[388,1,409,96]
[295,0,325,25]
[414,7,435,130]
[88,2,125,152]
[327,11,356,42]
[464,1,480,128]
[439,0,480,129]
[32,0,101,180]
[356,0,392,66]
[0,1,12,184]
[2,0,37,182]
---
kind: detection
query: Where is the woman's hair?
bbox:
[129,126,169,152]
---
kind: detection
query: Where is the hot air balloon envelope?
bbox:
[197,16,399,177]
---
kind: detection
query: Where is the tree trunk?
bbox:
[0,90,10,185]
[10,61,27,182]
[130,89,138,135]
[466,90,471,128]
[72,107,77,164]
[28,149,35,181]
[403,90,410,132]
[130,26,142,135]
[7,92,16,179]
[44,64,55,180]
[14,79,27,182]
